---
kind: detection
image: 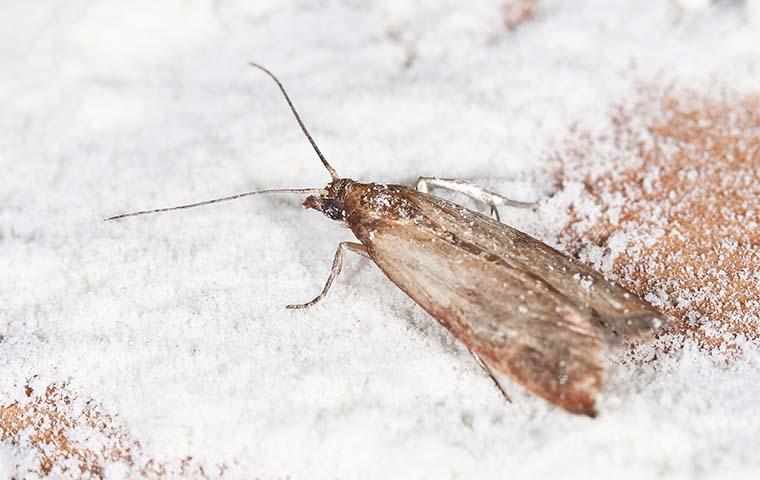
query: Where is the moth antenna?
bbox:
[104,187,326,221]
[249,62,339,180]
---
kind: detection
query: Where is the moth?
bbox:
[108,63,665,416]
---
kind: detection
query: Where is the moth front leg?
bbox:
[416,177,537,222]
[286,241,369,310]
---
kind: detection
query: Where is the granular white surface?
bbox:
[1,1,759,478]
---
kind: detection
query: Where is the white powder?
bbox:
[1,0,759,478]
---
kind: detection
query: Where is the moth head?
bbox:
[304,178,353,222]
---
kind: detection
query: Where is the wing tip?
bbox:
[561,398,598,417]
[498,344,603,417]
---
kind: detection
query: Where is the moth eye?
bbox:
[323,199,345,220]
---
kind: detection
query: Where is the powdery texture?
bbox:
[2,0,760,478]
[553,87,760,350]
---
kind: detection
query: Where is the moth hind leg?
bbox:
[489,206,501,223]
[466,346,511,404]
[416,177,537,221]
[286,241,369,310]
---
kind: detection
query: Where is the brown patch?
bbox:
[553,86,760,348]
[502,0,538,31]
[0,383,227,478]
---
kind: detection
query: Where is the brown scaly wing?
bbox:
[363,187,664,415]
[406,189,665,341]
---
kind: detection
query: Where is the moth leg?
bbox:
[416,177,537,220]
[489,206,501,223]
[286,241,369,310]
[466,347,512,404]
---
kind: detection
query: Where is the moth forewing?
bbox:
[340,182,663,416]
[369,227,604,415]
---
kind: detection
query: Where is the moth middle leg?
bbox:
[416,177,537,222]
[465,346,512,404]
[286,241,369,310]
